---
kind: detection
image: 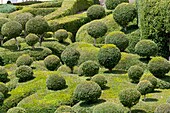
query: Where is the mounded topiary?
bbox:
[7,107,26,113]
[0,17,9,45]
[54,29,68,43]
[61,48,80,73]
[0,82,8,96]
[119,88,141,112]
[154,103,170,113]
[16,54,33,67]
[44,55,60,71]
[46,74,66,90]
[105,31,129,51]
[91,74,107,89]
[93,102,124,113]
[128,65,144,83]
[15,65,34,82]
[135,39,158,59]
[0,92,4,105]
[87,5,106,20]
[137,80,153,101]
[54,105,75,113]
[105,0,128,10]
[25,33,39,50]
[87,20,107,46]
[141,73,157,89]
[113,3,136,31]
[80,60,99,77]
[148,57,170,78]
[98,44,121,72]
[73,81,101,102]
[0,66,8,83]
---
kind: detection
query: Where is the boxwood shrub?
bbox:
[44,55,60,71]
[16,54,33,67]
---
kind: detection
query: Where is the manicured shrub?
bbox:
[93,102,124,113]
[15,65,34,82]
[105,31,129,51]
[119,88,141,112]
[44,55,60,71]
[61,48,80,73]
[25,33,39,50]
[0,92,4,105]
[148,57,170,78]
[154,103,170,113]
[46,74,66,90]
[7,107,26,113]
[16,54,33,67]
[141,73,157,89]
[0,82,8,96]
[54,29,68,42]
[80,60,99,77]
[128,65,144,83]
[73,81,101,102]
[87,5,105,20]
[87,20,107,46]
[91,74,107,89]
[137,80,153,101]
[98,44,121,72]
[105,0,128,10]
[54,105,75,113]
[0,66,8,83]
[0,4,16,13]
[135,39,158,58]
[0,18,9,33]
[113,3,136,31]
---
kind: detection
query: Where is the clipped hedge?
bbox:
[105,0,128,10]
[29,1,62,8]
[7,107,26,113]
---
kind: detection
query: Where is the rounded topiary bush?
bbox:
[44,55,60,71]
[16,54,33,67]
[154,103,170,113]
[113,3,136,30]
[73,81,101,102]
[98,44,121,72]
[91,74,107,89]
[15,65,34,82]
[54,29,68,42]
[105,0,128,10]
[105,31,129,51]
[119,88,141,111]
[128,65,144,83]
[87,5,105,20]
[0,17,9,31]
[7,107,26,113]
[46,74,66,90]
[93,102,124,113]
[0,66,8,83]
[0,82,8,96]
[0,92,4,105]
[54,105,75,113]
[148,57,170,78]
[80,60,99,77]
[135,39,158,58]
[141,74,157,89]
[25,33,39,49]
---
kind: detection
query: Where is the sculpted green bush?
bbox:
[0,66,8,83]
[54,29,68,42]
[25,33,39,49]
[141,73,157,89]
[7,107,26,113]
[0,82,8,96]
[105,0,128,10]
[154,103,170,113]
[54,105,75,113]
[16,54,33,67]
[91,74,107,89]
[0,92,4,105]
[44,55,60,71]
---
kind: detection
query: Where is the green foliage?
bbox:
[119,88,141,109]
[14,12,33,29]
[44,55,60,71]
[137,80,153,96]
[54,29,68,42]
[154,103,170,113]
[93,102,124,113]
[128,65,144,83]
[29,1,62,8]
[16,54,33,67]
[7,107,26,113]
[91,74,107,89]
[0,18,9,31]
[54,105,75,113]
[0,82,8,96]
[113,3,137,29]
[73,81,101,102]
[46,74,66,90]
[148,57,170,78]
[15,65,34,82]
[80,60,99,77]
[0,4,16,13]
[0,92,4,105]
[105,31,129,51]
[0,66,8,83]
[1,21,22,39]
[25,33,39,48]
[135,39,158,58]
[98,44,121,72]
[87,5,105,20]
[105,0,128,10]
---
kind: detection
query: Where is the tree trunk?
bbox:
[108,68,112,73]
[0,40,3,46]
[39,34,44,46]
[93,38,96,46]
[70,67,74,74]
[32,45,35,50]
[144,95,146,101]
[15,38,20,50]
[129,108,131,113]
